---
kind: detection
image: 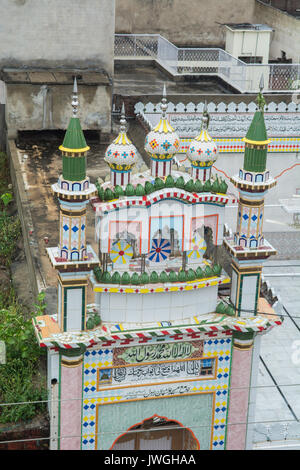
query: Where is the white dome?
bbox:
[187,129,218,167]
[105,106,138,169]
[144,86,180,161]
[105,132,138,167]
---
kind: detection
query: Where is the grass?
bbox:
[0,151,47,424]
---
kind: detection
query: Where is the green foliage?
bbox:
[1,192,13,207]
[0,214,21,267]
[0,363,47,424]
[0,291,48,423]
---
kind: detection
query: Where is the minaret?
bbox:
[144,84,180,178]
[224,77,277,317]
[48,78,99,332]
[104,102,138,187]
[186,102,218,182]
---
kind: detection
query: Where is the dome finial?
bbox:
[257,74,266,112]
[72,76,79,118]
[202,100,209,130]
[160,83,168,118]
[120,101,127,132]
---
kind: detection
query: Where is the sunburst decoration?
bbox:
[187,234,207,260]
[110,240,133,265]
[148,238,171,262]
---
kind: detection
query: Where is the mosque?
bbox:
[32,78,282,451]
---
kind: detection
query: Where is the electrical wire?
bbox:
[1,416,300,446]
[1,379,300,408]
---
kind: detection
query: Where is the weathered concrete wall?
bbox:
[0,81,5,150]
[0,0,115,74]
[0,0,115,136]
[254,1,300,62]
[115,0,256,47]
[6,84,112,134]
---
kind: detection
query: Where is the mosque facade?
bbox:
[33,80,282,451]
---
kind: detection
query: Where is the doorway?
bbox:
[111,415,199,450]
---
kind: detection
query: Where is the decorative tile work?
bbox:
[90,189,234,216]
[81,335,232,450]
[180,137,300,153]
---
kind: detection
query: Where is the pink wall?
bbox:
[226,346,253,450]
[60,362,83,450]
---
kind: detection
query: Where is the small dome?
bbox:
[105,105,138,168]
[187,106,218,167]
[144,86,180,161]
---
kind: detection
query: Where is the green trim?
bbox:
[233,331,254,341]
[245,111,268,143]
[62,155,86,181]
[244,146,267,173]
[63,286,86,332]
[59,345,86,357]
[61,117,88,151]
[238,273,260,316]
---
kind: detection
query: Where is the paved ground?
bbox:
[253,260,300,446]
[114,63,231,96]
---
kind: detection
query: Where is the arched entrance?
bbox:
[111,415,199,450]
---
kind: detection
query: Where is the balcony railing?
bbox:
[114,34,300,93]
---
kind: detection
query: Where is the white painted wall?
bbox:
[97,284,218,323]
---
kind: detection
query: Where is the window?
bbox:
[200,358,214,376]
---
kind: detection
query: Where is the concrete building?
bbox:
[0,0,115,140]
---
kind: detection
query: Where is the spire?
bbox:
[72,76,79,118]
[242,78,271,173]
[257,74,266,113]
[119,101,127,133]
[59,78,90,154]
[202,101,209,131]
[160,83,168,118]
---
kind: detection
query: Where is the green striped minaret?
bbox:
[59,79,90,181]
[242,110,271,173]
[224,76,277,318]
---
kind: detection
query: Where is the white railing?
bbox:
[114,34,300,93]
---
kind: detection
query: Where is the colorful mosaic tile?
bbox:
[81,335,232,450]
